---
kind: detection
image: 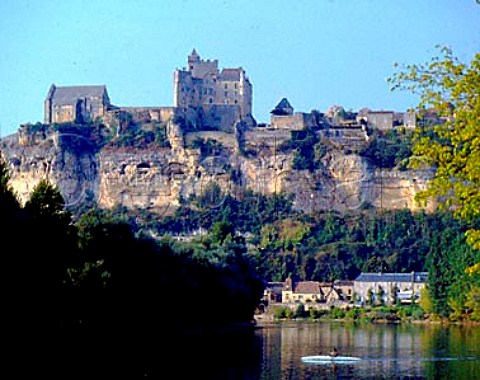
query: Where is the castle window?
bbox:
[209,98,213,103]
[234,83,238,89]
[224,91,228,97]
[224,84,228,89]
[234,100,238,104]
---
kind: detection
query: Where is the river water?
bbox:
[24,321,480,378]
[253,321,480,379]
[152,321,480,379]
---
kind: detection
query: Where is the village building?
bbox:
[282,279,323,304]
[261,273,427,311]
[353,272,428,305]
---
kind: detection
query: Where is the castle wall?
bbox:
[270,112,315,130]
[115,107,176,124]
[244,129,292,151]
[239,70,253,118]
[202,104,240,132]
[52,105,75,123]
[174,70,196,110]
[184,131,237,151]
[366,111,394,130]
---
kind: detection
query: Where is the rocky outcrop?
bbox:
[0,126,435,215]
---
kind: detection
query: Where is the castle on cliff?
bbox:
[174,49,254,131]
[43,49,256,132]
[42,49,420,135]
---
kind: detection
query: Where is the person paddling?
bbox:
[330,347,339,357]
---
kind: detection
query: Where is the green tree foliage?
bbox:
[465,286,480,321]
[424,212,480,319]
[279,127,326,171]
[72,208,264,329]
[190,137,225,156]
[23,179,77,322]
[0,156,20,213]
[419,287,434,315]
[389,46,480,251]
[109,179,480,321]
[24,178,69,220]
[211,220,234,245]
[360,130,413,169]
[151,187,295,236]
[1,168,264,356]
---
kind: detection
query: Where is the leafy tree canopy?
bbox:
[389,46,480,254]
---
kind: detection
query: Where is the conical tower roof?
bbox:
[271,98,294,115]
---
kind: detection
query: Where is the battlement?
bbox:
[42,51,417,139]
[174,49,254,132]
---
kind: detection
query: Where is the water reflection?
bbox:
[19,322,480,378]
[258,322,480,379]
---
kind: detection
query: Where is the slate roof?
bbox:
[271,98,293,115]
[47,85,109,106]
[220,68,241,81]
[355,272,428,283]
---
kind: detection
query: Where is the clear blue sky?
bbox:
[0,0,479,137]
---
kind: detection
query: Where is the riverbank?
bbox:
[254,303,480,327]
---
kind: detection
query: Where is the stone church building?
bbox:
[44,84,111,124]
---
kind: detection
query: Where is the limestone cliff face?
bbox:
[0,128,435,215]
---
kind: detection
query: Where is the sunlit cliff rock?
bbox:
[0,122,435,216]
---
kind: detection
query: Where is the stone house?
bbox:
[365,110,394,130]
[282,279,323,304]
[275,278,354,306]
[44,84,111,124]
[353,272,428,305]
[269,98,317,131]
[332,280,354,302]
[360,110,417,130]
[263,281,287,303]
[318,283,341,303]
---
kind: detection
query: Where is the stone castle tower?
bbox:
[173,49,254,132]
